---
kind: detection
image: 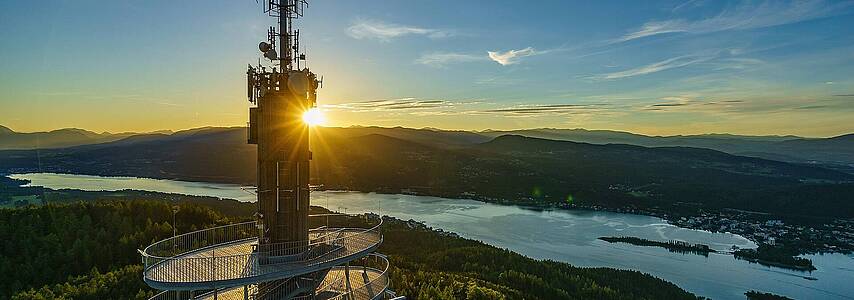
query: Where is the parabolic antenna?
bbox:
[264,49,278,60]
[259,41,272,53]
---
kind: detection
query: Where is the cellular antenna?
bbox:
[264,0,308,71]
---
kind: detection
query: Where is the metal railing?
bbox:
[147,254,391,300]
[148,290,210,300]
[147,253,391,300]
[314,254,390,300]
[141,215,383,288]
[143,221,259,260]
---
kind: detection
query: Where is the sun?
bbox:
[302,107,326,126]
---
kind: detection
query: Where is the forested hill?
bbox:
[1,127,853,218]
[0,127,256,183]
[479,135,847,181]
[2,199,699,300]
[314,133,854,217]
[478,128,854,172]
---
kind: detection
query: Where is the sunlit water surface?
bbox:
[11,172,854,300]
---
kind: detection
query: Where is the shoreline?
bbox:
[5,171,853,257]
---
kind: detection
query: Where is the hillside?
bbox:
[314,126,491,148]
[1,199,699,300]
[480,128,854,172]
[2,127,853,218]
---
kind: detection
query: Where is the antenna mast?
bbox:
[264,0,307,71]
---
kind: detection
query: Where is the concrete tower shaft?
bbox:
[247,67,320,298]
[247,0,319,250]
[251,71,317,246]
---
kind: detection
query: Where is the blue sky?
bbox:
[1,0,853,136]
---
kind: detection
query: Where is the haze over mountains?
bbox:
[1,126,852,218]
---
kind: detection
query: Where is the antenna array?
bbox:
[264,0,308,70]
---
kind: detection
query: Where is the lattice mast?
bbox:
[270,0,306,71]
[247,0,319,250]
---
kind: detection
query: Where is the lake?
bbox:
[10,172,854,300]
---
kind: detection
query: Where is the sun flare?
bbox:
[302,107,326,126]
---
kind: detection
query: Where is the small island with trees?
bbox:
[598,236,716,256]
[745,290,794,300]
[734,244,816,271]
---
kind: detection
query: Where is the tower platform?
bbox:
[147,254,390,300]
[141,215,385,293]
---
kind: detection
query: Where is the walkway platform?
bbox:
[141,217,383,290]
[148,254,391,300]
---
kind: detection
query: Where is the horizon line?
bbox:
[2,123,850,139]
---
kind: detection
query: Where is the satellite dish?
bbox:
[259,42,271,53]
[264,49,277,60]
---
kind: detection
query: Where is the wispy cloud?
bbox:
[346,19,451,41]
[323,98,456,112]
[796,105,829,110]
[320,92,852,121]
[483,103,610,116]
[642,95,697,110]
[32,91,85,97]
[707,57,765,70]
[671,0,707,13]
[651,103,689,107]
[415,52,487,67]
[155,102,184,107]
[474,76,527,86]
[637,93,854,115]
[619,0,849,42]
[322,98,618,118]
[419,47,555,67]
[592,54,714,80]
[488,47,538,65]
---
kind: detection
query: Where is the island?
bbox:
[745,290,794,300]
[734,244,816,271]
[598,236,716,256]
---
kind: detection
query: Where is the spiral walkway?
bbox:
[148,254,391,300]
[141,215,383,291]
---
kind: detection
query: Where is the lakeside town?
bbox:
[460,189,854,257]
[573,203,854,255]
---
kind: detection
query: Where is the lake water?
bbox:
[11,172,854,300]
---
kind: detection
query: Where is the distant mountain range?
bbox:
[3,125,851,173]
[0,125,170,150]
[1,126,852,218]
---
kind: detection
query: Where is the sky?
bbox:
[1,0,853,137]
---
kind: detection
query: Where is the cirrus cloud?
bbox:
[347,19,452,42]
[415,52,488,67]
[619,0,850,42]
[487,47,538,65]
[591,54,716,80]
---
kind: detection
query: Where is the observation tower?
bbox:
[140,1,394,299]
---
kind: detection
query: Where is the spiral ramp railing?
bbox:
[140,214,393,300]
